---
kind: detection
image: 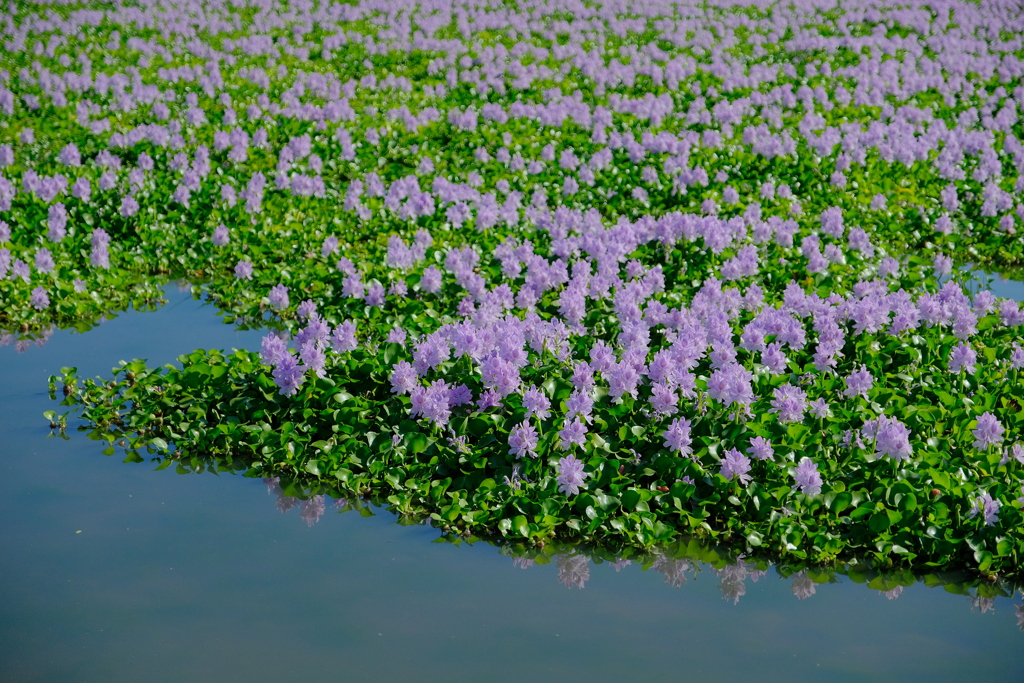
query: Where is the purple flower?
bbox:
[842,365,874,399]
[30,286,49,310]
[1012,345,1024,370]
[948,343,977,374]
[47,203,67,242]
[330,320,358,354]
[968,492,1001,526]
[268,284,289,311]
[295,300,317,320]
[389,361,418,395]
[793,457,823,496]
[234,260,253,280]
[386,327,407,345]
[770,384,808,424]
[449,384,474,407]
[972,412,1004,450]
[720,448,752,485]
[522,386,551,421]
[565,389,595,423]
[648,382,679,416]
[747,436,774,461]
[120,196,139,217]
[558,417,587,451]
[34,248,55,274]
[260,334,289,367]
[364,281,386,307]
[556,453,588,496]
[509,422,539,459]
[299,339,326,378]
[662,417,693,456]
[420,266,443,294]
[706,363,755,408]
[272,353,305,396]
[413,380,453,427]
[12,259,30,282]
[863,415,913,461]
[809,399,830,419]
[212,224,230,246]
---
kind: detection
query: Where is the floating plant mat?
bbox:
[0,0,1021,579]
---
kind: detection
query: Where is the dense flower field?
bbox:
[5,0,1024,582]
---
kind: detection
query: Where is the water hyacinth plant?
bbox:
[0,0,1017,578]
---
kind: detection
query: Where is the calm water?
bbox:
[2,286,1024,682]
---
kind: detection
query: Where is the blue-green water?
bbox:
[2,286,1023,682]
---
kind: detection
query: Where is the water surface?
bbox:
[1,286,1023,682]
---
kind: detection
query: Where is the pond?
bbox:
[2,285,1023,682]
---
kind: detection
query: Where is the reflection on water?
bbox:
[258,475,1024,624]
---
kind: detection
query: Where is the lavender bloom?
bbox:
[299,339,326,378]
[558,418,588,451]
[330,320,358,354]
[47,203,67,242]
[747,436,774,461]
[120,196,139,217]
[267,284,289,311]
[260,334,288,367]
[948,343,977,374]
[662,417,692,456]
[34,248,55,274]
[420,266,443,294]
[793,457,823,496]
[71,177,91,202]
[968,492,1001,526]
[12,259,30,282]
[863,415,913,461]
[364,281,386,307]
[842,365,874,399]
[389,361,419,395]
[386,327,407,345]
[234,260,254,280]
[272,353,305,396]
[522,386,551,421]
[972,412,1005,450]
[509,422,539,459]
[648,382,679,416]
[296,299,315,321]
[212,224,230,246]
[809,399,830,419]
[770,384,808,424]
[30,286,49,310]
[556,453,588,495]
[720,448,752,485]
[706,364,755,408]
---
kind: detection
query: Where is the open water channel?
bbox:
[2,279,1024,682]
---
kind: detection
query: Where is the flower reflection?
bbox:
[716,556,766,605]
[971,596,996,614]
[652,555,693,589]
[512,557,535,570]
[249,480,1023,627]
[300,495,326,527]
[556,554,589,589]
[790,570,816,600]
[884,586,904,600]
